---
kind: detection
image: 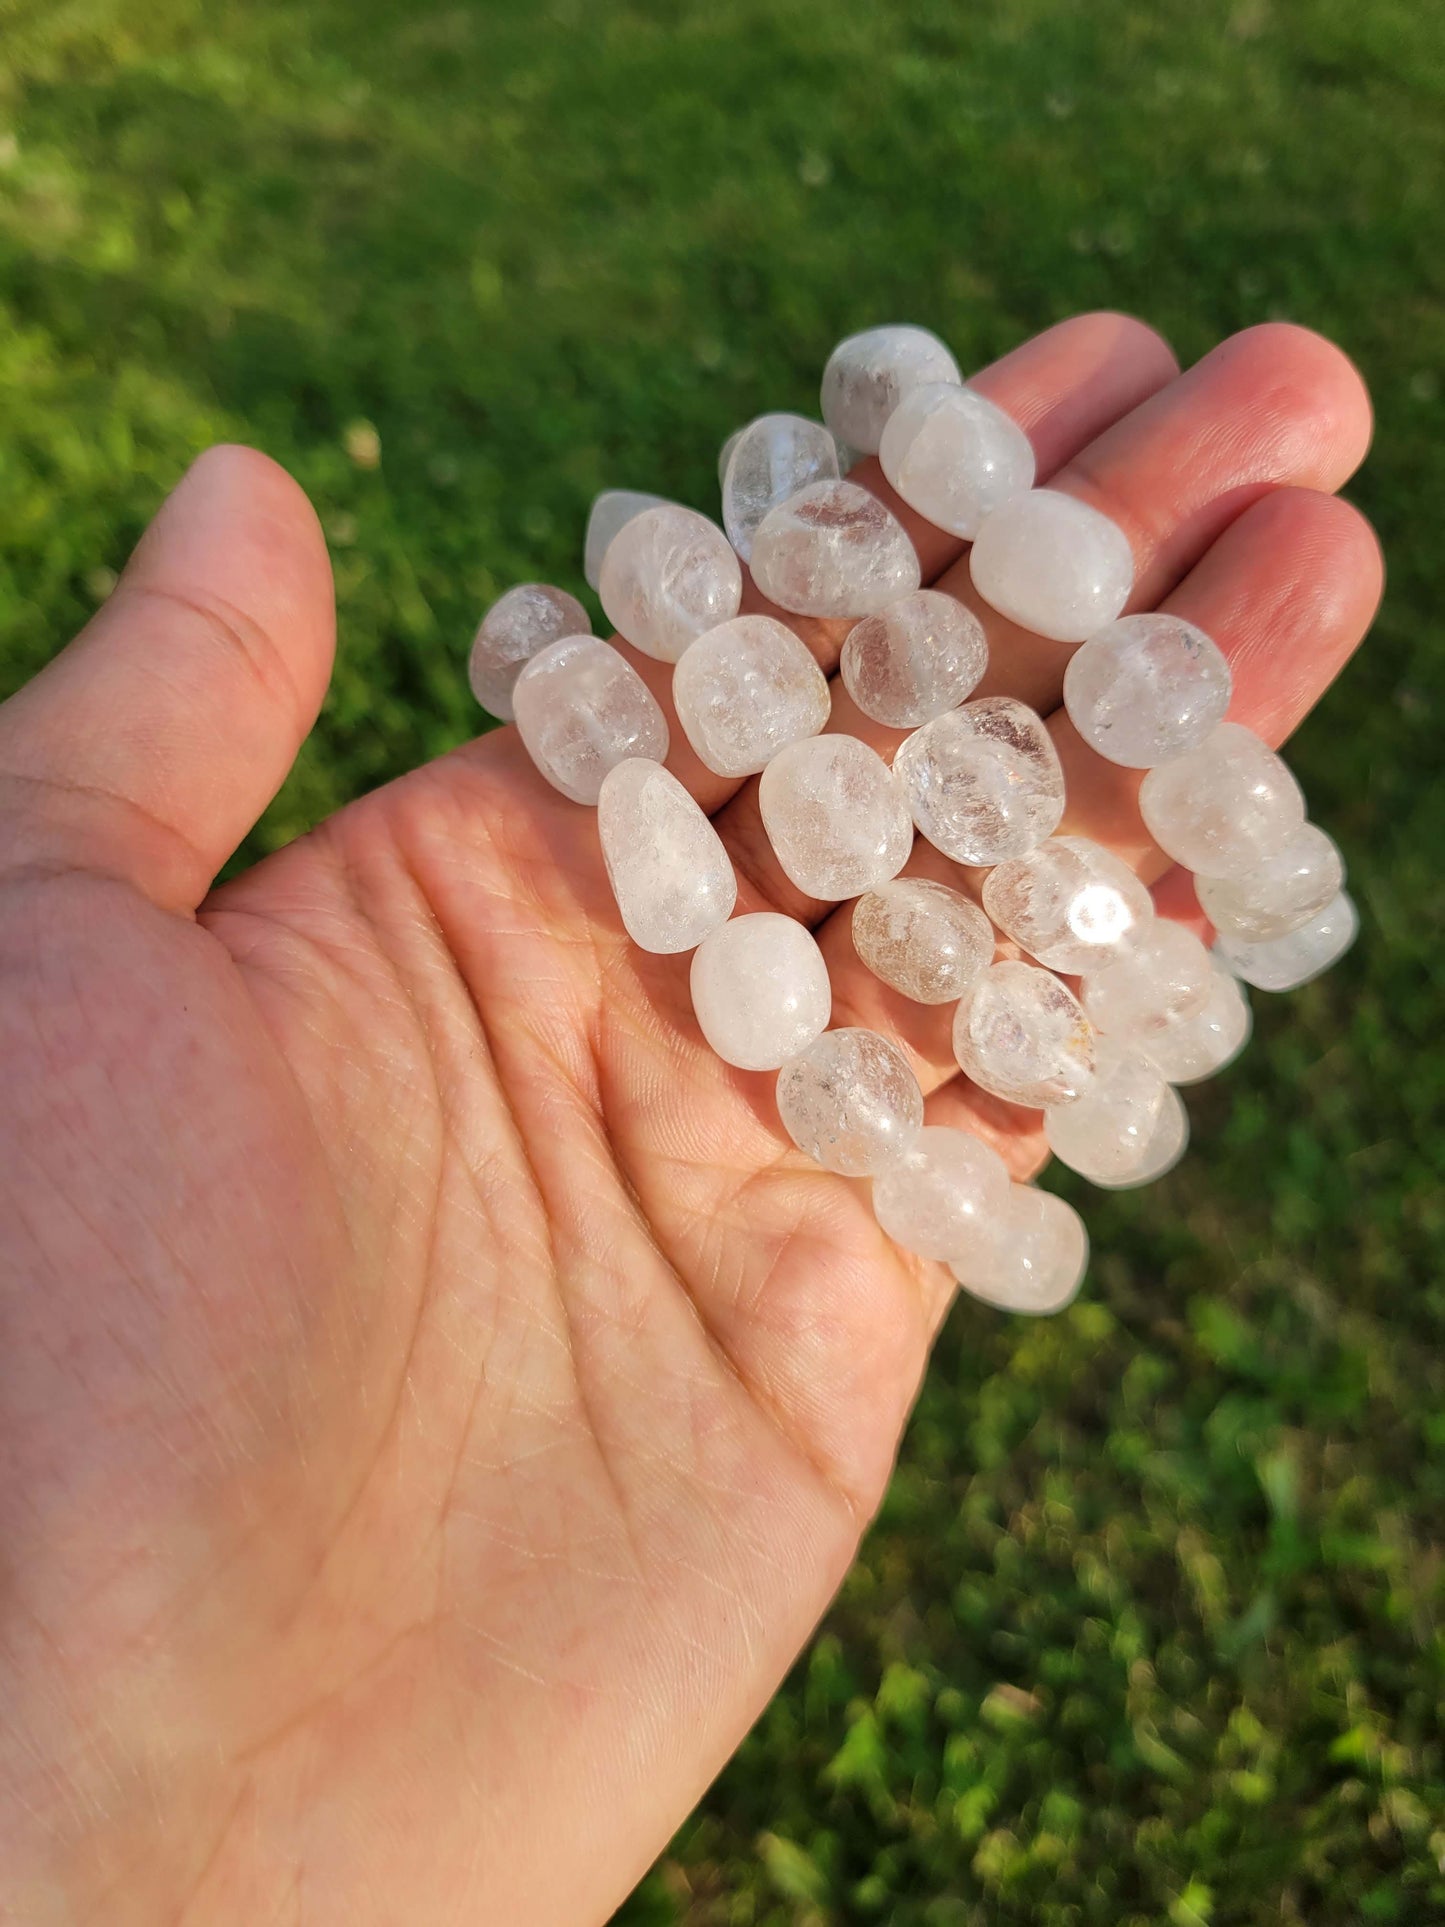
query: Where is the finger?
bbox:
[715,323,1374,918]
[0,446,335,912]
[815,486,1382,1101]
[601,313,1180,818]
[948,321,1374,713]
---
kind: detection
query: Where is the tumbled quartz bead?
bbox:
[851,878,995,1005]
[952,1185,1088,1316]
[1139,963,1251,1084]
[1062,613,1232,768]
[894,696,1065,865]
[969,489,1135,644]
[878,383,1036,538]
[689,913,831,1071]
[775,1028,924,1176]
[597,760,736,954]
[1214,891,1357,992]
[982,836,1154,975]
[872,1126,1010,1261]
[1092,1085,1189,1190]
[839,589,988,728]
[820,324,962,455]
[953,961,1097,1107]
[584,489,669,592]
[1196,824,1344,942]
[759,735,912,900]
[750,480,920,619]
[1043,1040,1169,1185]
[1081,919,1213,1042]
[672,615,831,777]
[599,504,742,663]
[1138,722,1305,879]
[468,584,593,722]
[513,637,669,805]
[721,414,840,562]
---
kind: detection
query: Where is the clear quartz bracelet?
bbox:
[468,323,1356,1315]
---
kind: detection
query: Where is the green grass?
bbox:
[3,0,1444,1919]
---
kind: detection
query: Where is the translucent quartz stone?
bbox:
[584,489,668,591]
[878,383,1036,539]
[672,615,831,777]
[1081,919,1213,1042]
[513,637,669,805]
[839,589,988,728]
[1214,891,1358,992]
[468,584,593,722]
[820,324,962,455]
[872,1125,1010,1261]
[721,413,840,561]
[1139,963,1251,1084]
[717,428,745,490]
[1043,1040,1169,1185]
[689,913,831,1071]
[1062,612,1232,768]
[969,489,1135,644]
[851,878,995,1005]
[775,1028,924,1176]
[953,961,1097,1107]
[1091,1086,1189,1190]
[982,835,1154,975]
[597,759,736,954]
[598,503,742,663]
[952,1185,1089,1316]
[758,735,913,900]
[1196,823,1345,942]
[750,480,921,619]
[894,696,1065,865]
[1138,722,1305,879]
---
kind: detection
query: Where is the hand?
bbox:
[0,315,1378,1924]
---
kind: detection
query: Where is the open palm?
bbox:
[0,314,1379,1924]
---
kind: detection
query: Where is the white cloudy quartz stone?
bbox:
[839,589,988,728]
[597,760,736,954]
[775,1028,924,1176]
[969,489,1135,643]
[584,488,669,591]
[1081,919,1213,1043]
[1043,1040,1170,1185]
[872,1125,1010,1261]
[952,1185,1089,1316]
[467,584,593,722]
[893,696,1065,865]
[598,503,742,662]
[672,614,831,777]
[750,480,921,618]
[878,383,1036,538]
[851,878,995,1005]
[721,413,840,561]
[1092,1086,1190,1190]
[982,835,1154,975]
[1139,962,1252,1084]
[1062,612,1233,768]
[953,961,1097,1108]
[1196,823,1345,942]
[759,735,913,900]
[1214,890,1358,992]
[1138,722,1306,879]
[513,637,669,805]
[689,913,831,1071]
[820,324,963,455]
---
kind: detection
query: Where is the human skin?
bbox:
[0,315,1379,1924]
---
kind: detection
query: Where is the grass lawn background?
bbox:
[2,0,1443,1919]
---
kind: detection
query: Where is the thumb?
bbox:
[0,444,336,912]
